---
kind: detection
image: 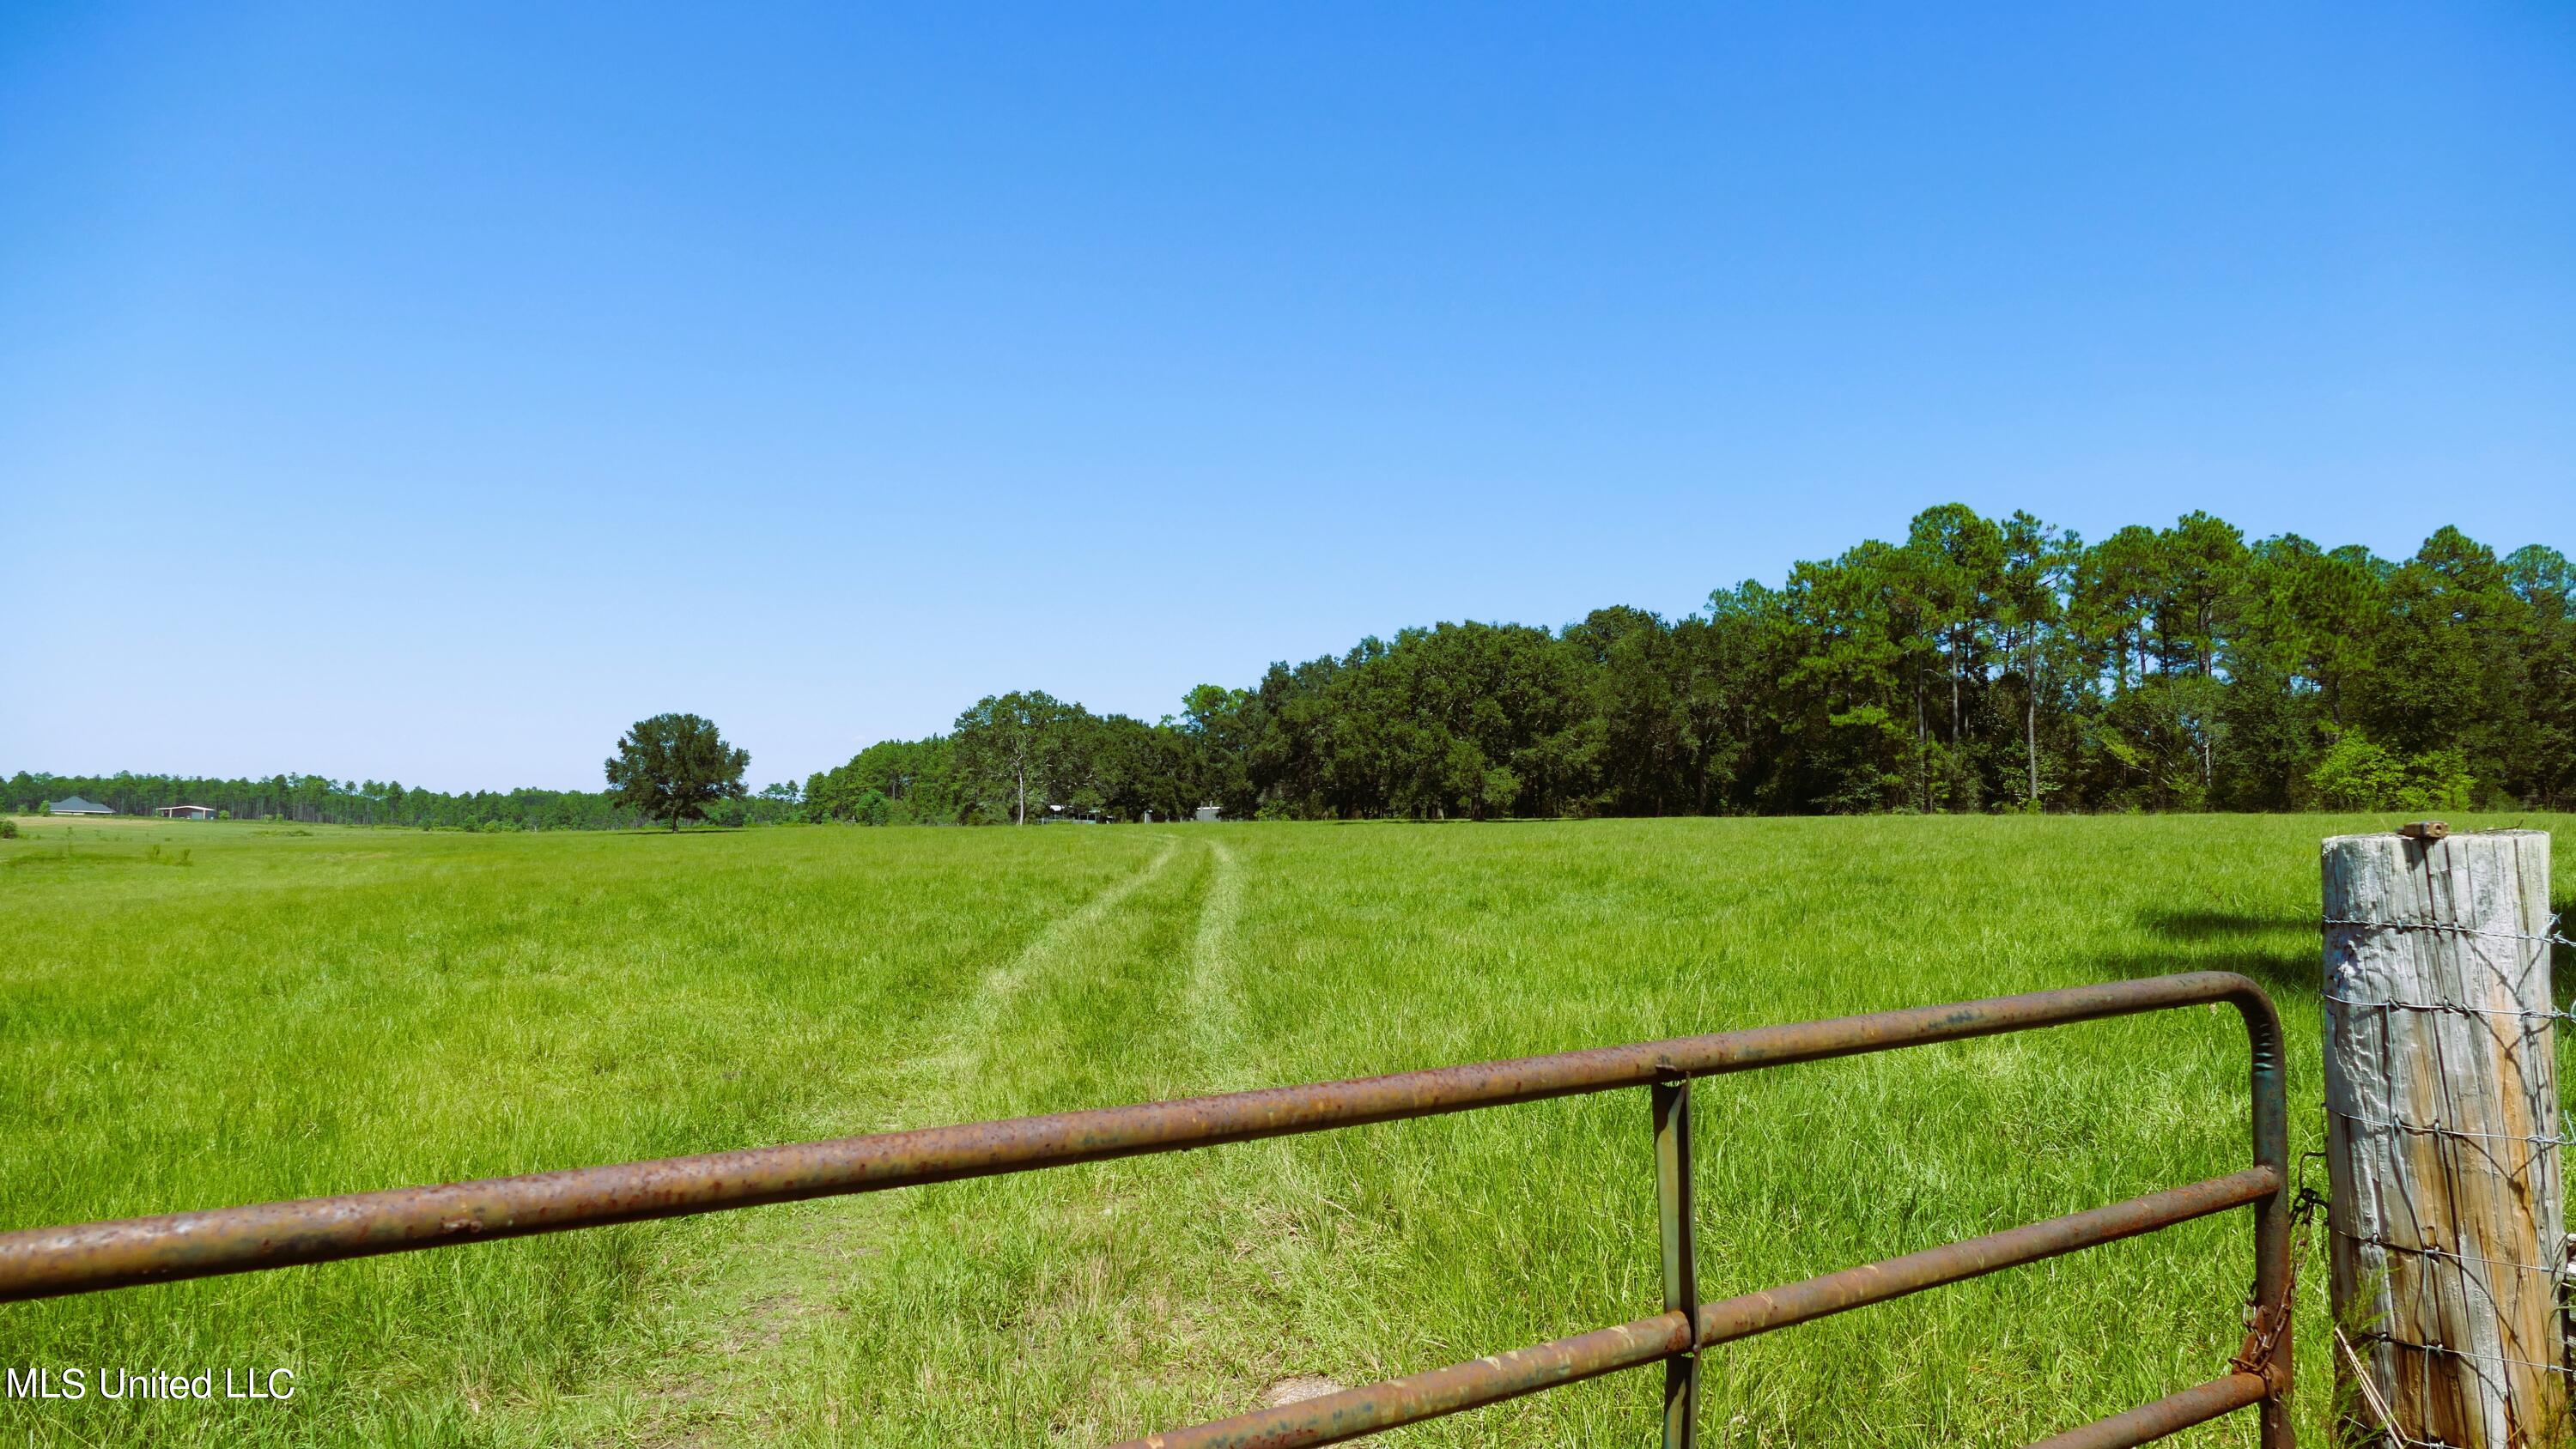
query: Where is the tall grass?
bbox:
[3,813,2567,1446]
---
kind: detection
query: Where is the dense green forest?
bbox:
[16,508,2574,827]
[813,507,2576,823]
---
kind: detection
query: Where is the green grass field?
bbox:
[3,812,2569,1446]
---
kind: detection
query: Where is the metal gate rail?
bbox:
[0,971,2289,1447]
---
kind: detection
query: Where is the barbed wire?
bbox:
[2347,1330,2573,1381]
[2326,994,2576,1023]
[2323,915,2576,948]
[2326,1106,2571,1152]
[2326,1230,2567,1282]
[2324,1105,2568,1180]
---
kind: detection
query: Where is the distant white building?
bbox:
[1194,804,1222,822]
[154,804,217,820]
[47,796,112,815]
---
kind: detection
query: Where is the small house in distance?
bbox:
[154,804,216,820]
[1194,805,1222,822]
[48,796,113,816]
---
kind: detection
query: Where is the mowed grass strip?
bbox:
[3,814,2569,1446]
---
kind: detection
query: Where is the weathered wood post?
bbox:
[2323,826,2566,1446]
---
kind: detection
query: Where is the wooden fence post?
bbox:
[2323,827,2566,1447]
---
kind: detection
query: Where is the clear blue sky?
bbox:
[7,3,2571,792]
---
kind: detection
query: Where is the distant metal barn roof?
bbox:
[48,797,112,815]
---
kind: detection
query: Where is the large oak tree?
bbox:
[605,713,750,830]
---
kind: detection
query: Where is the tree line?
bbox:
[0,772,805,830]
[17,507,2573,827]
[811,507,2576,822]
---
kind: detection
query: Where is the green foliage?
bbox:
[2306,734,2406,810]
[0,771,647,830]
[0,818,15,839]
[18,507,2576,823]
[805,737,962,824]
[799,508,2572,819]
[2307,732,2476,811]
[951,690,1087,824]
[603,713,751,831]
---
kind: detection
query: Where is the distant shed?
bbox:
[154,804,216,820]
[1194,805,1222,822]
[48,796,113,815]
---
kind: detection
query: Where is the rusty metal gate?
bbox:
[0,972,2291,1446]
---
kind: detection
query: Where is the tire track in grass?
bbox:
[769,836,1249,1448]
[532,839,1182,1449]
[1180,838,1243,1081]
[794,835,1221,1447]
[1170,840,1382,1437]
[1170,839,1383,1440]
[630,835,1377,1445]
[902,837,1185,1107]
